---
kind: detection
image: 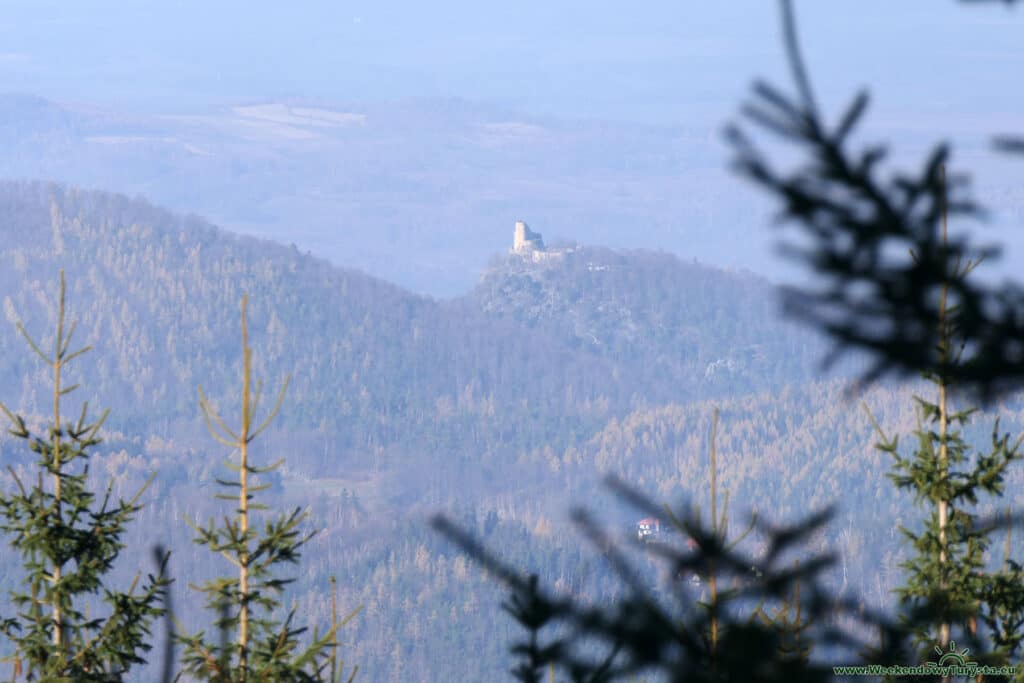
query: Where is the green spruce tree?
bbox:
[667,407,756,674]
[864,168,1024,668]
[175,295,355,682]
[753,561,813,668]
[0,271,170,681]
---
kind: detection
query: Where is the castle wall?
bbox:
[513,220,544,252]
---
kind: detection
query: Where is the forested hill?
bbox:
[0,180,848,681]
[6,182,1022,682]
[470,244,824,397]
[0,181,828,471]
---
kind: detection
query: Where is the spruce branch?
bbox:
[728,0,1024,403]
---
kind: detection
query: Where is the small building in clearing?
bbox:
[637,517,661,542]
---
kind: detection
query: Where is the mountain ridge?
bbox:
[0,180,825,423]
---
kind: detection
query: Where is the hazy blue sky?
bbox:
[1,1,1020,126]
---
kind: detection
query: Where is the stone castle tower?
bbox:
[512,220,545,252]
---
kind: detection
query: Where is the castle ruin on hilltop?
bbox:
[513,220,545,253]
[510,220,573,264]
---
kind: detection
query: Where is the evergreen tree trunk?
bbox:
[52,319,64,652]
[937,164,950,653]
[708,408,719,674]
[238,301,251,683]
